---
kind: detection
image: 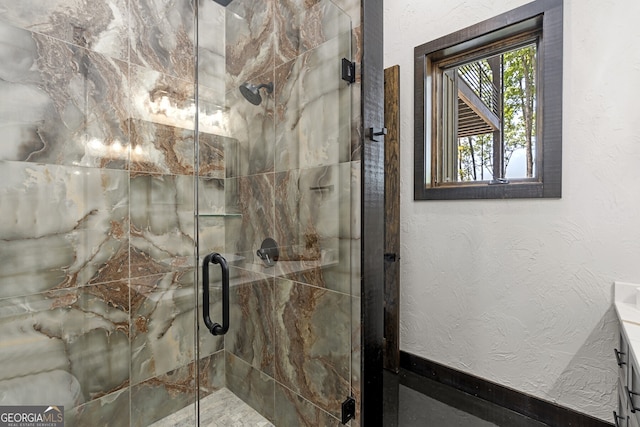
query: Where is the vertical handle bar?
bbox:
[202,252,229,336]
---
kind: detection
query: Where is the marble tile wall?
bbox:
[0,0,362,426]
[0,21,130,169]
[225,273,275,376]
[273,278,351,418]
[217,0,362,425]
[0,0,218,425]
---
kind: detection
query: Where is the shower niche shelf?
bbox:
[198,213,242,218]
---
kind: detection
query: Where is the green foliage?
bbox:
[458,134,493,181]
[457,44,536,181]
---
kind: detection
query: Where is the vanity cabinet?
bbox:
[614,331,632,426]
[614,282,640,427]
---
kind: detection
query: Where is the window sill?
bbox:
[414,181,560,200]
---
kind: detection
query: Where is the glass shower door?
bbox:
[0,1,204,426]
[196,0,354,424]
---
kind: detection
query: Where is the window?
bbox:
[414,0,563,200]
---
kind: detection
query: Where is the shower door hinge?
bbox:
[341,58,356,84]
[341,396,356,424]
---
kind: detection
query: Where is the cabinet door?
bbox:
[618,378,629,427]
[629,363,640,425]
[619,331,630,385]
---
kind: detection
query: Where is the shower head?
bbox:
[239,81,273,106]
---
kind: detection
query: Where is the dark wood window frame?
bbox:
[414,0,563,200]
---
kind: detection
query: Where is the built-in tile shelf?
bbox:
[198,213,242,218]
[613,281,640,427]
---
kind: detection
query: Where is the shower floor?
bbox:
[151,388,273,427]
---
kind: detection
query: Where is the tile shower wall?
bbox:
[208,0,362,425]
[0,2,362,427]
[0,0,224,425]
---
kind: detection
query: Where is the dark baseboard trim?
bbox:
[399,351,613,427]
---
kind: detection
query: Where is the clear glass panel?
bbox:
[196,0,352,425]
[0,0,200,425]
[502,44,537,180]
[438,43,537,183]
[0,0,351,425]
[456,132,495,182]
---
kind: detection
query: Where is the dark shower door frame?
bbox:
[361,0,386,424]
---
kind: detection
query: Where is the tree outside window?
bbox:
[455,44,537,183]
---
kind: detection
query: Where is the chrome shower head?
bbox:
[239,81,273,105]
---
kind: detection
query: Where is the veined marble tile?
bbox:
[274,383,341,427]
[275,0,351,65]
[225,351,275,423]
[130,361,197,427]
[129,173,195,278]
[130,270,202,385]
[128,122,228,177]
[333,0,361,27]
[198,0,225,58]
[130,64,195,133]
[197,177,226,260]
[350,160,361,298]
[297,166,341,252]
[350,161,361,240]
[65,388,130,427]
[274,278,351,419]
[129,0,195,82]
[350,21,362,161]
[130,119,194,175]
[198,350,226,396]
[0,162,129,298]
[338,161,353,238]
[198,177,225,216]
[0,0,129,62]
[0,285,130,408]
[273,165,350,292]
[198,86,231,138]
[226,276,274,376]
[198,264,269,359]
[274,32,351,172]
[220,138,241,180]
[350,235,361,299]
[198,216,226,265]
[198,51,226,107]
[225,70,276,178]
[198,0,226,99]
[350,80,362,163]
[351,295,361,424]
[225,1,275,92]
[319,237,352,295]
[199,133,228,178]
[225,173,275,263]
[0,22,130,168]
[316,162,352,294]
[273,169,301,259]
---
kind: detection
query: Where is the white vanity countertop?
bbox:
[614,281,640,368]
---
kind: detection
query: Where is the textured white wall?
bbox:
[384,0,640,421]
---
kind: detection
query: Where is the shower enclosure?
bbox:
[0,0,361,425]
